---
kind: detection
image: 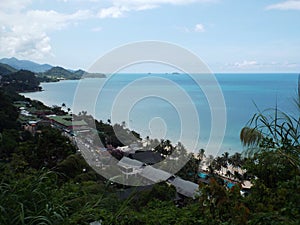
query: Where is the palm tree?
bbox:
[229,153,243,170]
[221,152,229,174]
[212,157,222,173]
[197,149,206,161]
[226,170,232,178]
[240,76,300,166]
[121,121,126,128]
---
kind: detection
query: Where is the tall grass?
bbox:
[240,75,300,166]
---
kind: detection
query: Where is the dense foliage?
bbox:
[1,70,41,92]
[0,87,299,224]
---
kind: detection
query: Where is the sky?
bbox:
[0,0,300,73]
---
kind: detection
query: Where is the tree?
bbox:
[197,148,206,162]
[0,90,19,131]
[199,178,249,224]
[18,127,76,169]
[237,76,300,223]
[1,70,41,92]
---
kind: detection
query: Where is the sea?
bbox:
[22,73,299,156]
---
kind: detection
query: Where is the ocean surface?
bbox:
[22,73,299,156]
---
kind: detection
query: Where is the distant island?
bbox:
[39,66,106,81]
[0,57,106,84]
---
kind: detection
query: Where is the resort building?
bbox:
[168,177,200,199]
[139,166,173,184]
[117,157,144,179]
[47,115,88,131]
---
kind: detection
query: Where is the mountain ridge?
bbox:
[0,63,17,76]
[0,58,106,80]
[0,57,52,73]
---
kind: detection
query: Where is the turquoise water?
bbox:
[198,173,208,179]
[22,73,298,155]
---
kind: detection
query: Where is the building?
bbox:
[139,166,173,184]
[168,177,200,199]
[47,115,88,131]
[117,157,145,179]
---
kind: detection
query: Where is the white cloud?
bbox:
[194,23,205,32]
[266,0,300,10]
[175,23,206,33]
[98,6,128,18]
[112,0,216,6]
[0,0,216,59]
[227,60,300,71]
[232,60,258,68]
[0,1,92,60]
[98,0,216,18]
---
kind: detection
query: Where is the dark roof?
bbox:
[130,151,164,165]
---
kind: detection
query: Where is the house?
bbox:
[117,157,144,178]
[23,120,39,134]
[118,142,142,155]
[168,177,200,199]
[139,166,172,184]
[47,115,88,131]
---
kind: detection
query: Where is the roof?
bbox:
[118,157,144,169]
[242,180,253,189]
[139,166,172,183]
[168,177,199,198]
[48,115,87,127]
[130,151,164,165]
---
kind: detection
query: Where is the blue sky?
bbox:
[0,0,300,72]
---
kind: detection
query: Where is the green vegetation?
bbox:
[39,67,106,81]
[41,66,80,80]
[0,59,106,85]
[0,78,299,224]
[1,70,41,92]
[0,63,17,75]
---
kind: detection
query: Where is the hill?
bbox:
[0,63,17,76]
[1,70,41,92]
[0,57,52,73]
[40,67,106,80]
[73,69,106,78]
[42,66,81,80]
[0,57,106,80]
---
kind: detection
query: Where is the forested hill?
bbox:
[0,63,17,76]
[41,66,106,80]
[42,66,78,79]
[0,70,41,92]
[0,57,106,81]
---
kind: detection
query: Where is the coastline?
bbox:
[20,73,298,156]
